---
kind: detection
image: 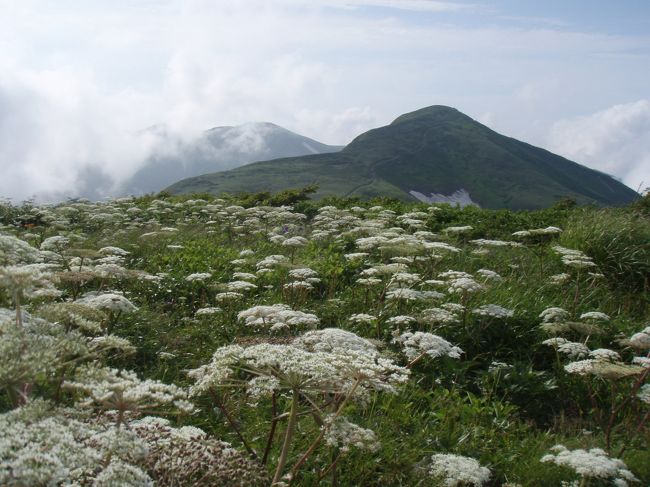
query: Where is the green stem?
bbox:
[272,388,300,484]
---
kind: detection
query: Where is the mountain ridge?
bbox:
[120,122,343,195]
[165,106,638,209]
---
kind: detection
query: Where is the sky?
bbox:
[0,0,649,201]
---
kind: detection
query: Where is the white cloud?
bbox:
[547,100,650,191]
[0,0,648,201]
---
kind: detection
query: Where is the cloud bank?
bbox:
[548,100,650,191]
[0,0,648,201]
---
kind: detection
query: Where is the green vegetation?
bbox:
[0,191,648,486]
[166,106,639,210]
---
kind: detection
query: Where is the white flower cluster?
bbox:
[472,304,514,319]
[541,445,638,485]
[0,265,60,299]
[637,384,650,404]
[552,246,596,269]
[0,401,152,486]
[76,292,138,314]
[420,306,461,326]
[323,415,380,453]
[195,307,222,317]
[394,331,463,361]
[563,359,644,380]
[64,365,194,414]
[627,326,650,350]
[443,225,473,235]
[470,238,519,247]
[476,269,503,281]
[579,311,610,322]
[40,235,70,252]
[294,328,377,354]
[185,272,212,282]
[539,307,570,323]
[447,277,484,296]
[349,313,377,325]
[226,280,258,292]
[549,273,571,285]
[238,304,320,332]
[282,236,308,248]
[0,234,43,265]
[256,254,289,272]
[189,331,410,399]
[423,453,491,486]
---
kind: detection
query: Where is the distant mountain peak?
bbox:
[166,105,638,210]
[120,122,342,196]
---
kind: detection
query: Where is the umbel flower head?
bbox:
[64,365,194,416]
[188,329,409,399]
[541,445,638,485]
[394,331,463,362]
[238,304,319,333]
[417,453,491,486]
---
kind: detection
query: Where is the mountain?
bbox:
[165,106,639,209]
[120,122,342,195]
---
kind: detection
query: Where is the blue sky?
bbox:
[0,0,648,200]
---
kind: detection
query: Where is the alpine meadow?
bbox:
[0,192,648,485]
[1,1,650,486]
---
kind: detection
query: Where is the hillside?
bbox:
[166,106,638,209]
[121,122,342,195]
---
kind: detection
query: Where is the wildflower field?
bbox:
[0,192,648,486]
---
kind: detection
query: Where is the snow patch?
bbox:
[409,189,478,208]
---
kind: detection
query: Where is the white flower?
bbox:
[632,356,650,368]
[636,384,650,404]
[394,331,463,361]
[226,280,257,292]
[476,269,502,281]
[386,315,416,327]
[557,341,590,359]
[549,273,571,285]
[294,328,377,354]
[443,226,473,235]
[232,272,257,281]
[185,272,212,282]
[189,341,409,398]
[195,307,222,316]
[627,326,650,350]
[98,246,130,257]
[589,349,620,361]
[580,311,610,322]
[238,304,319,332]
[64,365,194,414]
[424,453,491,486]
[40,236,70,252]
[541,445,638,484]
[282,236,308,247]
[288,268,319,280]
[448,277,483,295]
[323,415,379,453]
[344,252,369,261]
[539,307,570,323]
[420,307,459,326]
[349,313,377,325]
[472,304,514,319]
[215,292,244,303]
[76,293,137,314]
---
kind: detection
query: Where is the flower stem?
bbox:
[272,388,300,484]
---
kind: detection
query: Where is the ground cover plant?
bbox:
[0,191,648,486]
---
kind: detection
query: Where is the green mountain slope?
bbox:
[165,106,638,209]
